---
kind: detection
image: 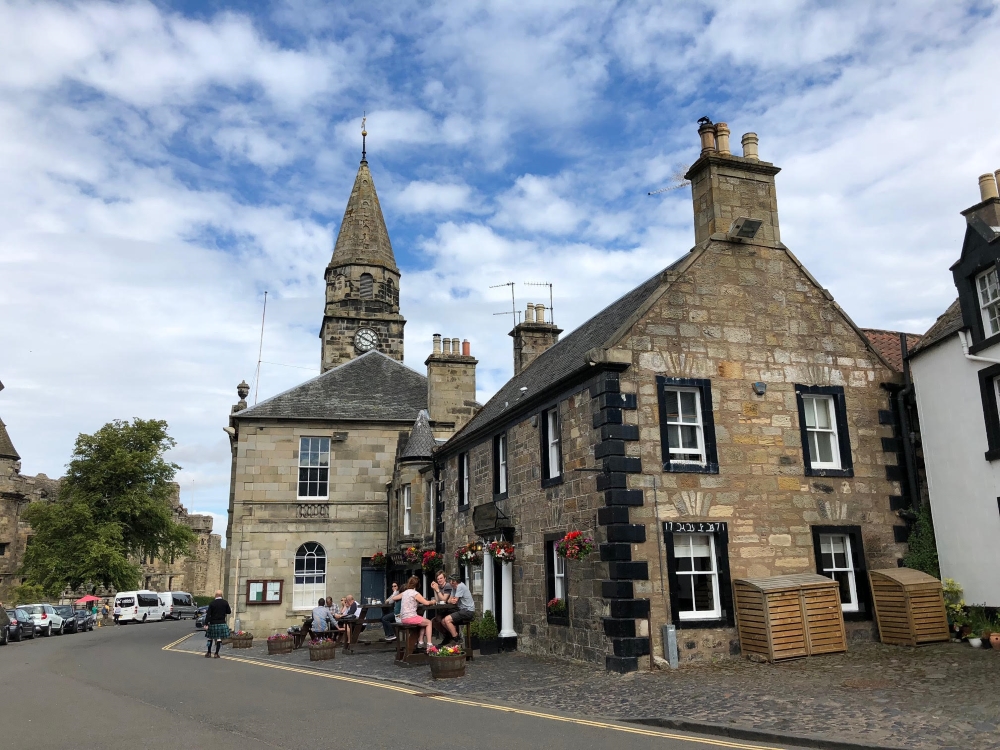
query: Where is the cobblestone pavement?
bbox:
[179,632,1000,749]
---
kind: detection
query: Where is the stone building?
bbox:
[223,150,477,634]
[433,121,910,672]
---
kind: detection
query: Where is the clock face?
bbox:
[354,328,380,352]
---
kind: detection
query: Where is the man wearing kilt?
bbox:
[205,589,232,659]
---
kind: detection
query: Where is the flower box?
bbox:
[230,633,254,649]
[308,640,337,661]
[267,636,294,655]
[428,653,466,678]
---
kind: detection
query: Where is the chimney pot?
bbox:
[979,173,999,202]
[451,338,460,354]
[462,339,470,356]
[442,338,452,355]
[536,305,545,324]
[525,303,535,323]
[741,132,759,161]
[432,334,442,354]
[715,123,731,156]
[698,120,717,156]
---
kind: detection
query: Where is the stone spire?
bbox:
[0,418,19,461]
[329,159,399,273]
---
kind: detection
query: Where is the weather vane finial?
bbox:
[361,111,367,162]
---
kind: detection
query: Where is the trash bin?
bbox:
[868,568,949,646]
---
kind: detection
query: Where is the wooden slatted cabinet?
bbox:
[733,574,847,662]
[868,568,950,646]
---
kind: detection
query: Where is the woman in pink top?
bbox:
[399,575,435,648]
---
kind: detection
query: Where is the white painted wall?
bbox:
[910,334,1000,606]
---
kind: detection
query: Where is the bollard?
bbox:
[662,624,679,669]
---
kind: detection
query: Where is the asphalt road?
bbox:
[0,620,802,750]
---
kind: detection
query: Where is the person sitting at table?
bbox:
[381,582,403,642]
[437,571,476,646]
[335,594,361,622]
[311,598,333,634]
[429,570,454,637]
[398,575,435,650]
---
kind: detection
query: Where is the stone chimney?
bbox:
[962,171,1000,229]
[425,335,478,431]
[684,118,781,246]
[510,304,562,376]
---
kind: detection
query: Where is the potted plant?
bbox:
[968,605,991,649]
[469,617,481,650]
[266,633,294,655]
[370,551,387,569]
[308,635,338,661]
[230,630,254,649]
[991,619,1000,650]
[547,597,568,619]
[487,540,515,563]
[942,578,969,640]
[556,531,595,561]
[422,550,444,575]
[426,643,466,678]
[478,609,499,655]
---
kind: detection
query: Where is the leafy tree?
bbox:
[19,419,196,596]
[10,582,46,606]
[902,502,940,579]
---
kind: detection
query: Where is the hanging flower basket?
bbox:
[402,546,421,565]
[308,637,338,661]
[556,531,595,561]
[266,633,294,655]
[454,542,483,566]
[370,551,388,569]
[230,631,254,649]
[487,541,515,563]
[422,550,444,574]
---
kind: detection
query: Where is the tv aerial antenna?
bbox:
[490,281,520,324]
[647,164,691,196]
[523,281,554,325]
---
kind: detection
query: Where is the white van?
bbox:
[159,591,197,620]
[114,591,163,623]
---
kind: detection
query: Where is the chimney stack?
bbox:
[962,170,1000,228]
[510,304,562,376]
[979,173,999,202]
[685,119,780,245]
[425,334,478,431]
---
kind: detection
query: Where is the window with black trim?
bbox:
[977,267,1000,337]
[794,385,853,477]
[977,362,1000,461]
[493,433,508,498]
[541,405,562,485]
[656,377,719,474]
[811,525,871,620]
[458,452,470,508]
[663,521,732,627]
[544,534,568,625]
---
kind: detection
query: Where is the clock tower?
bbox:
[320,143,406,372]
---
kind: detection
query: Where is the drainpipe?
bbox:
[957,329,1000,364]
[897,334,921,512]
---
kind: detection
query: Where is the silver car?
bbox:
[21,603,66,636]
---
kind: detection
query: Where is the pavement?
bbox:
[167,624,1000,750]
[0,619,804,750]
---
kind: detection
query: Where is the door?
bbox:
[361,564,386,621]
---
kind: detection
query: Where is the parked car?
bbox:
[52,605,80,634]
[72,609,94,632]
[0,610,6,645]
[6,609,36,642]
[21,603,66,636]
[160,591,198,620]
[194,606,208,630]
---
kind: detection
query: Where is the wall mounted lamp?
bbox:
[752,382,767,396]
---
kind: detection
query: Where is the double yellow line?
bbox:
[163,634,784,749]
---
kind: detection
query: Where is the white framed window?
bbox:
[673,533,721,621]
[293,542,326,610]
[458,452,470,507]
[802,395,840,469]
[544,407,562,479]
[494,433,508,494]
[663,388,705,463]
[402,484,412,536]
[298,437,330,498]
[818,533,858,612]
[978,267,1000,337]
[553,543,566,600]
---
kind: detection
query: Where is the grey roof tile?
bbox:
[0,417,19,460]
[235,350,426,422]
[401,410,436,459]
[909,299,963,357]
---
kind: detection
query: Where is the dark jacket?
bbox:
[206,598,231,625]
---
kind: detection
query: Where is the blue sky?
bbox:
[2,0,999,539]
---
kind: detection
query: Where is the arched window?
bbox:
[359,273,374,299]
[293,541,327,610]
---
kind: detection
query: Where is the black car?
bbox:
[194,606,208,630]
[72,609,94,632]
[52,605,79,634]
[5,609,35,642]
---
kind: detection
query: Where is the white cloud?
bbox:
[394,180,475,214]
[493,175,584,235]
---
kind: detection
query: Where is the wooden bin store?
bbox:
[868,568,950,647]
[733,574,847,662]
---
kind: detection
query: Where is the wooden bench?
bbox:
[394,623,428,666]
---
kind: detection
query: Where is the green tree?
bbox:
[19,419,196,596]
[902,502,940,579]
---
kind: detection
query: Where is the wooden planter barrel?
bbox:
[267,638,294,655]
[868,568,950,646]
[308,642,337,661]
[230,636,254,649]
[428,654,466,679]
[734,573,847,662]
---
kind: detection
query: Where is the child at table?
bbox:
[399,576,435,649]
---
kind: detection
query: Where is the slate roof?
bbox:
[446,266,673,445]
[0,417,19,461]
[860,329,922,372]
[329,159,398,272]
[909,299,964,357]
[235,350,427,422]
[400,410,436,459]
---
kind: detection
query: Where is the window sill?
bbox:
[458,504,470,513]
[546,615,570,627]
[673,617,730,630]
[541,475,564,489]
[662,462,719,475]
[804,467,854,478]
[493,492,508,502]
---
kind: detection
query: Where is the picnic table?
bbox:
[340,602,397,654]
